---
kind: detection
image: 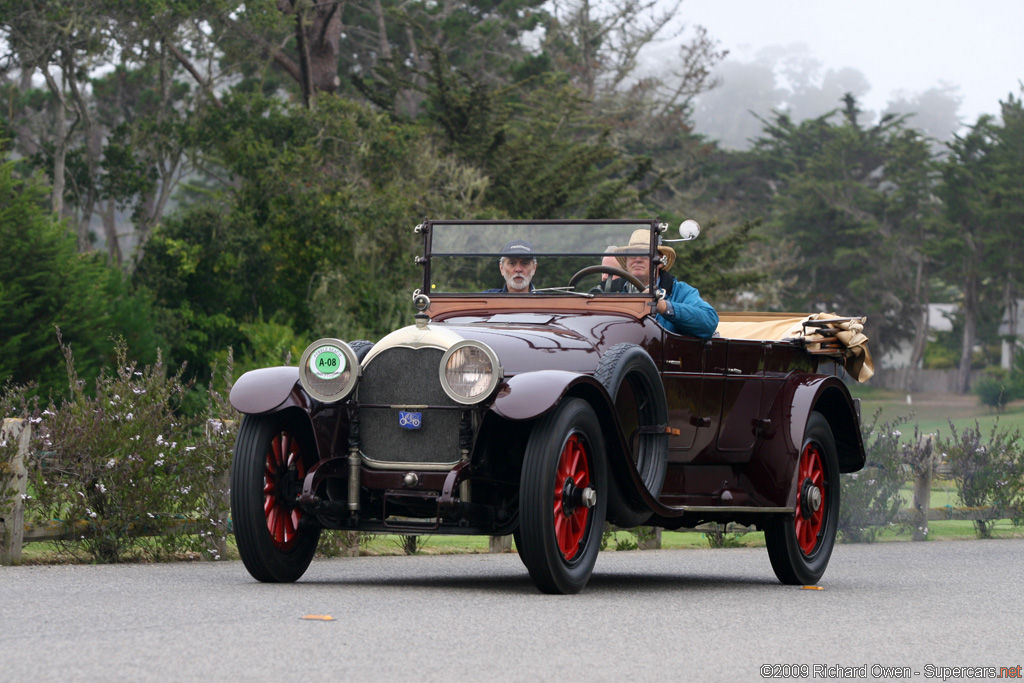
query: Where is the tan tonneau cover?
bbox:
[716,312,874,382]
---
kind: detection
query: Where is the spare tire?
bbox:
[348,340,374,362]
[595,343,669,527]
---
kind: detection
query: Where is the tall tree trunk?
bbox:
[101,199,122,266]
[42,67,67,219]
[279,0,342,99]
[65,54,99,253]
[957,234,980,394]
[907,254,930,391]
[1004,262,1018,371]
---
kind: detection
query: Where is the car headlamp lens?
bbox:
[440,341,502,404]
[299,339,360,403]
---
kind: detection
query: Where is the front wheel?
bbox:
[231,413,321,582]
[764,411,840,585]
[517,398,607,594]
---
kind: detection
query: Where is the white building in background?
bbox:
[998,298,1023,370]
[880,303,958,369]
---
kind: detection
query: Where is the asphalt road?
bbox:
[1,539,1022,682]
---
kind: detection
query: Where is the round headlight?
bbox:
[299,339,360,403]
[439,341,502,405]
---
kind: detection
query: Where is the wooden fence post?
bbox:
[911,434,935,542]
[638,526,662,550]
[489,535,513,553]
[1,418,30,565]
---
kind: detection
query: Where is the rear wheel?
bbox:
[231,413,321,582]
[764,412,839,585]
[517,399,607,594]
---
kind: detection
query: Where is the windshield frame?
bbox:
[417,218,666,297]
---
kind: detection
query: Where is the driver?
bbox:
[484,239,537,293]
[614,229,719,338]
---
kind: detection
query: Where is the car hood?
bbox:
[429,311,643,375]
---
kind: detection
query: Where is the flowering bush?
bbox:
[937,421,1024,538]
[27,335,234,562]
[837,411,907,543]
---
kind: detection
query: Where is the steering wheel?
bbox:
[567,265,646,291]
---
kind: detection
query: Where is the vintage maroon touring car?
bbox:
[229,219,872,594]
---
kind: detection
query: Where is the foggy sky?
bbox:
[677,0,1023,126]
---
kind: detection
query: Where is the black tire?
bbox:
[595,343,669,527]
[231,413,321,582]
[518,398,607,594]
[349,339,374,361]
[764,412,840,585]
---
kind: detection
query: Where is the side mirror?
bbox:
[678,219,700,241]
[665,219,701,243]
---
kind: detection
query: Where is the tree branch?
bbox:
[166,41,223,110]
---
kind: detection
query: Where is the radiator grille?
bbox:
[358,347,462,467]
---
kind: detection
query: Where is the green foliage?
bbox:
[135,93,490,379]
[703,525,750,548]
[838,411,907,543]
[421,66,654,219]
[0,151,161,399]
[922,336,958,370]
[973,367,1021,410]
[28,338,230,562]
[937,420,1024,537]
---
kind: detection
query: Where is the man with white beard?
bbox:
[485,239,537,293]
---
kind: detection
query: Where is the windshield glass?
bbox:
[424,220,663,295]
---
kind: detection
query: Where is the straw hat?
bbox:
[615,229,676,270]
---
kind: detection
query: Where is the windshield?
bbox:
[422,219,664,295]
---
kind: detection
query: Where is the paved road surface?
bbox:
[2,539,1022,682]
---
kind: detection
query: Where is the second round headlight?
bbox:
[439,341,502,404]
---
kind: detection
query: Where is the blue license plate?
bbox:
[398,411,422,430]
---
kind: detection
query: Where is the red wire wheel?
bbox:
[263,431,306,551]
[232,414,321,583]
[517,398,607,594]
[794,441,825,555]
[763,411,839,586]
[553,433,590,560]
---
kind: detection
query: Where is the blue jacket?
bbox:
[654,272,719,338]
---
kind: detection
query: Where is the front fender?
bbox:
[230,366,302,415]
[490,370,607,421]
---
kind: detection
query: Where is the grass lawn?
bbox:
[849,385,1024,443]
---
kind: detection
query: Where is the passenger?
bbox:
[601,247,620,281]
[484,239,537,293]
[614,229,718,338]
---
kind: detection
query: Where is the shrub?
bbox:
[28,335,227,562]
[838,411,907,543]
[937,421,1024,538]
[973,367,1019,411]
